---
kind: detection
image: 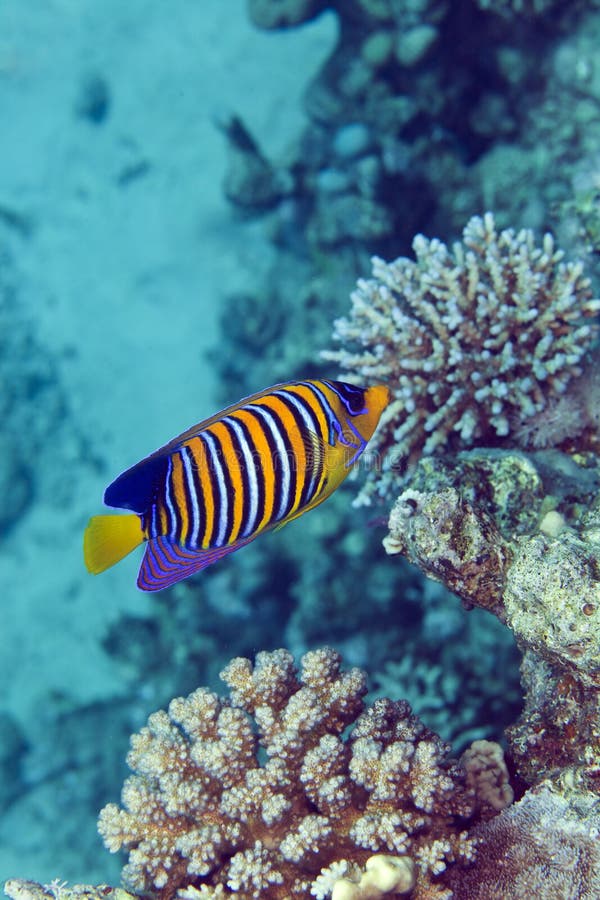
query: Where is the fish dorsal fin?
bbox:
[106,381,320,515]
[144,382,302,456]
[106,383,304,513]
[104,455,168,513]
[137,535,249,592]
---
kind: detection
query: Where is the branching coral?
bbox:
[323,212,600,504]
[6,770,597,900]
[4,648,594,900]
[97,648,477,899]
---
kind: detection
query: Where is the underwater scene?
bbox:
[1,1,599,897]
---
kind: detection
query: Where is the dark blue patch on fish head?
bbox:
[327,380,368,416]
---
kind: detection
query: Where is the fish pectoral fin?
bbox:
[137,536,247,592]
[300,425,327,470]
[84,514,144,574]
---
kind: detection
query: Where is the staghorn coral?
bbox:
[323,212,600,505]
[97,648,477,899]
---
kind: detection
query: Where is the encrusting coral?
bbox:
[323,212,600,504]
[446,772,600,899]
[460,740,514,818]
[96,648,478,899]
[384,448,600,785]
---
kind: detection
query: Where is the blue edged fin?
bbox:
[137,535,248,592]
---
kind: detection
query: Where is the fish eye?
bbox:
[331,381,367,414]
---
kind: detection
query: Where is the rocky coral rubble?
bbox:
[384,448,600,785]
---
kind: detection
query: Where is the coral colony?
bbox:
[323,213,600,504]
[97,649,477,899]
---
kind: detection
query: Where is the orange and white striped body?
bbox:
[84,379,390,591]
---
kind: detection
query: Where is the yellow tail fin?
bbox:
[84,514,144,575]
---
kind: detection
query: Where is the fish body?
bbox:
[84,379,390,591]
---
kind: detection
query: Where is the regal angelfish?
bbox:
[84,379,390,591]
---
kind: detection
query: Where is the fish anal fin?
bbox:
[137,535,251,592]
